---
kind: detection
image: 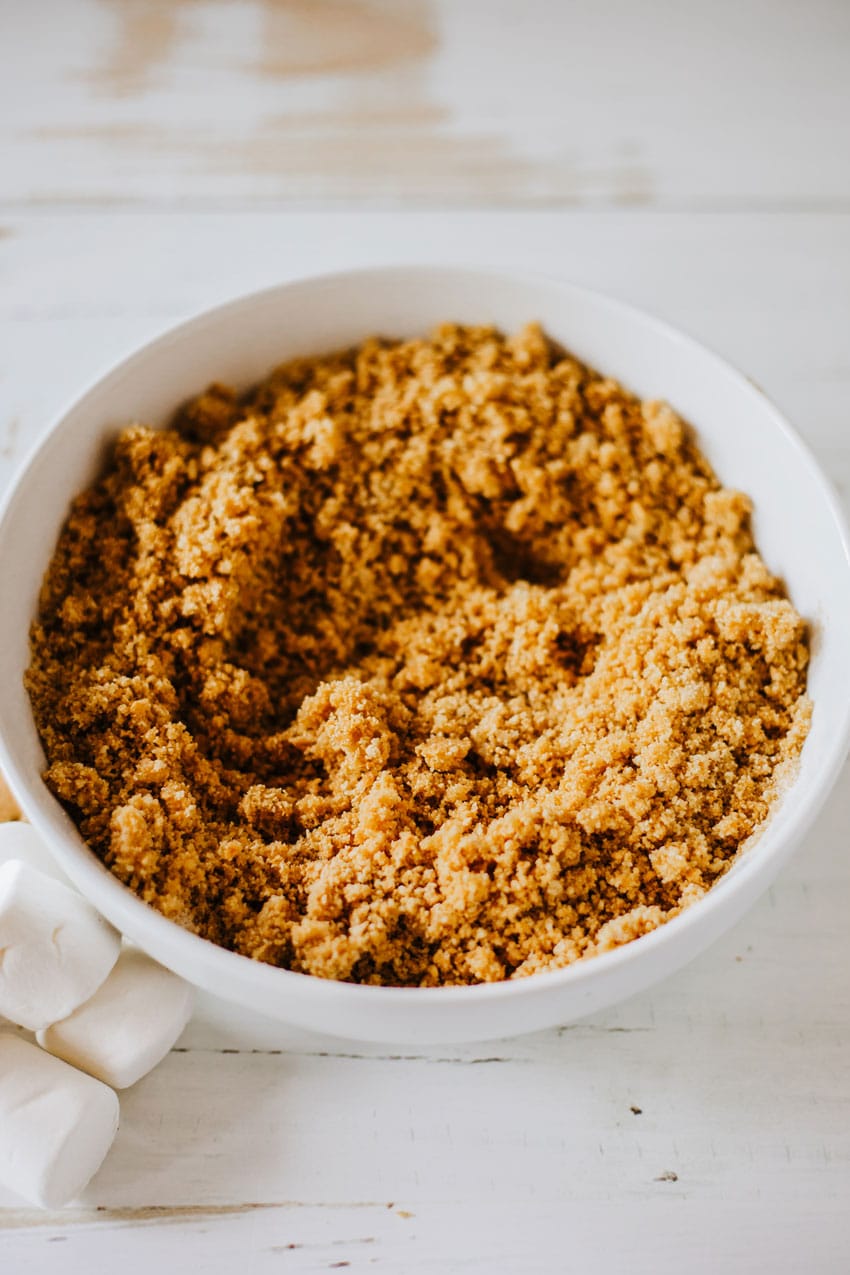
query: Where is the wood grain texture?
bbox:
[2,0,850,210]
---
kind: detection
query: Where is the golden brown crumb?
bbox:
[26,324,810,985]
[0,771,21,822]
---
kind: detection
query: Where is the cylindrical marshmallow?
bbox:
[0,860,121,1031]
[38,947,194,1089]
[0,821,69,883]
[0,1033,119,1208]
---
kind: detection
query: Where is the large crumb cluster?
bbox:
[27,324,810,986]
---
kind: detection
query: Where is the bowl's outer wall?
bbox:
[0,267,848,1043]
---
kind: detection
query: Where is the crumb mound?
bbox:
[26,323,810,985]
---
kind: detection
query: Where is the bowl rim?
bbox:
[2,261,850,1007]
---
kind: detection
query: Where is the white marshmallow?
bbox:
[0,860,120,1031]
[0,821,69,883]
[0,1033,119,1208]
[38,947,193,1089]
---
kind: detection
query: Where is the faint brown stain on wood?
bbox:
[89,0,185,97]
[29,120,538,200]
[3,1201,390,1229]
[90,0,435,96]
[61,0,655,206]
[30,125,173,143]
[1,1203,277,1229]
[257,0,436,77]
[27,122,654,207]
[263,103,448,131]
[191,128,540,198]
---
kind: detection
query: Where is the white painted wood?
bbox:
[1,0,849,210]
[5,1200,848,1275]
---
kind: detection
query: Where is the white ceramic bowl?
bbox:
[1,266,849,1044]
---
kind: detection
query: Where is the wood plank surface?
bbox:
[2,0,850,210]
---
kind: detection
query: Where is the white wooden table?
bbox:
[1,3,849,1270]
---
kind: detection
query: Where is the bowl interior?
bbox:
[0,266,848,1039]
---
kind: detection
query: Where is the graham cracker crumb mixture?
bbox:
[26,324,810,985]
[0,771,21,822]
